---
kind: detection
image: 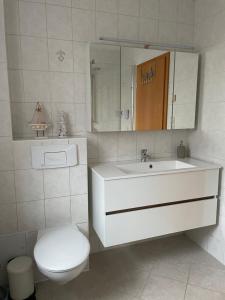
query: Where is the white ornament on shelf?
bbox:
[29,102,50,138]
[57,111,68,138]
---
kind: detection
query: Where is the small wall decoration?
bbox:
[29,102,49,138]
[56,50,66,62]
[141,64,156,85]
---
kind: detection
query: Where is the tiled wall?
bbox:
[0,137,88,283]
[187,0,225,264]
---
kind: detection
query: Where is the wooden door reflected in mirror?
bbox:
[135,52,170,131]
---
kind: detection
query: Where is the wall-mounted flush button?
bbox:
[44,151,67,167]
[32,144,77,169]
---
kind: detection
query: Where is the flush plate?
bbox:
[31,144,77,169]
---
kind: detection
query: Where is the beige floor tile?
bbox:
[189,264,225,293]
[151,261,190,283]
[185,284,225,300]
[140,275,186,300]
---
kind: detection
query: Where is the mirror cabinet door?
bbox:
[89,44,198,132]
[170,52,199,129]
[90,44,121,132]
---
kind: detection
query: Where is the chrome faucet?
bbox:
[141,149,151,162]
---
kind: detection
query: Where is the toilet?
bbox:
[34,225,90,284]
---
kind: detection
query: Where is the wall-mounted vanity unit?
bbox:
[90,159,220,247]
[87,44,199,132]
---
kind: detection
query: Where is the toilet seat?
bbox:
[34,226,90,273]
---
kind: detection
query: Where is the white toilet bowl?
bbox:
[34,225,90,284]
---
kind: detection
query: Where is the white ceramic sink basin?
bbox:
[116,160,196,174]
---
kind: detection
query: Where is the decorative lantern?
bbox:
[29,102,49,138]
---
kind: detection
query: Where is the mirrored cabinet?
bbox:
[87,43,199,132]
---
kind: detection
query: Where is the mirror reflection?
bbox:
[89,44,198,132]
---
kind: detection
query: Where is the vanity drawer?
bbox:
[104,169,219,212]
[103,198,217,247]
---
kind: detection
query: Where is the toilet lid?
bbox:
[34,226,90,272]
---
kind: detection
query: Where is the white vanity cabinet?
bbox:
[90,159,220,247]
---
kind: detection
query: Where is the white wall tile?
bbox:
[44,168,70,198]
[19,1,47,37]
[45,196,71,228]
[97,132,118,162]
[96,0,118,13]
[23,71,50,101]
[118,0,139,17]
[118,15,139,40]
[154,131,172,155]
[139,18,158,42]
[69,137,87,164]
[158,21,177,44]
[0,63,10,101]
[20,36,48,71]
[71,194,88,223]
[6,35,22,69]
[117,132,136,161]
[177,23,193,45]
[41,138,69,146]
[0,171,15,203]
[0,203,17,234]
[46,5,72,40]
[72,0,95,10]
[0,233,26,284]
[22,0,45,3]
[48,39,73,72]
[15,169,44,202]
[0,102,12,137]
[0,138,14,171]
[73,42,89,73]
[49,72,74,103]
[4,0,20,35]
[46,0,72,6]
[25,231,38,256]
[13,140,32,170]
[159,0,178,22]
[87,133,98,161]
[177,0,195,25]
[0,18,6,63]
[70,165,88,195]
[96,12,118,39]
[17,200,45,231]
[140,0,159,19]
[8,70,24,101]
[72,9,95,42]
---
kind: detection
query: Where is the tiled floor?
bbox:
[36,235,225,300]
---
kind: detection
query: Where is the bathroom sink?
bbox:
[116,160,196,174]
